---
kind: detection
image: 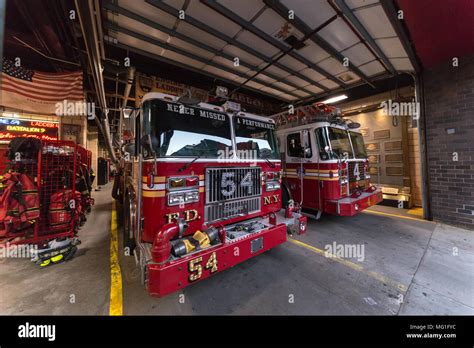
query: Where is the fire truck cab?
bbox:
[118,92,306,297]
[276,112,383,218]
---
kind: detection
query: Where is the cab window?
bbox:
[286,132,311,158]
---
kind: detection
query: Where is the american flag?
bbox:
[1,57,83,102]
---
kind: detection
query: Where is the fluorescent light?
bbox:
[320,94,348,104]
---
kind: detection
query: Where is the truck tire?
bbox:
[123,194,136,254]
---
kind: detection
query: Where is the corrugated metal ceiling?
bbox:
[103,0,415,103]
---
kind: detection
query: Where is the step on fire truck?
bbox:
[116,92,306,297]
[273,103,383,218]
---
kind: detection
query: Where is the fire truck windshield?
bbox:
[349,131,367,158]
[233,116,279,160]
[327,127,354,158]
[142,99,232,158]
[317,127,368,160]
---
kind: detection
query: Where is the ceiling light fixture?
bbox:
[320,94,348,104]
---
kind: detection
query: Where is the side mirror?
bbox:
[324,145,340,160]
[140,134,154,157]
[141,135,158,174]
[123,108,134,119]
[123,107,138,139]
[122,143,135,159]
[341,152,349,163]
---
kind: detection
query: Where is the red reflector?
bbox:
[147,174,154,188]
[186,177,198,186]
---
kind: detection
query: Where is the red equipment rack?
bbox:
[0,139,84,245]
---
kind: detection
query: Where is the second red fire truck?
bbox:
[274,103,382,218]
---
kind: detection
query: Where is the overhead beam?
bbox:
[104,22,300,99]
[105,41,292,104]
[265,0,376,88]
[200,0,346,88]
[103,2,318,99]
[146,0,330,93]
[333,0,396,75]
[228,14,339,97]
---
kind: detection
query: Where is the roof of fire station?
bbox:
[102,0,418,106]
[6,0,473,113]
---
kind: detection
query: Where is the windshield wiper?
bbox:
[262,155,276,168]
[178,153,203,172]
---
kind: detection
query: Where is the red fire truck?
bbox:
[117,92,306,297]
[274,103,382,218]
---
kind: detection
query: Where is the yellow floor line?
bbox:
[363,209,431,223]
[407,208,423,217]
[288,238,408,293]
[109,200,123,316]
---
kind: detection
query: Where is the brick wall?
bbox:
[424,55,474,229]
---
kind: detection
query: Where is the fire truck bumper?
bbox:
[325,188,383,216]
[147,222,287,297]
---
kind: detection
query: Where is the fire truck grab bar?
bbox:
[135,153,149,284]
[299,159,304,206]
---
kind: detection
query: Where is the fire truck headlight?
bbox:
[184,190,199,203]
[168,192,185,206]
[168,190,199,206]
[265,181,281,192]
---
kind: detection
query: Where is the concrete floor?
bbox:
[1,184,473,315]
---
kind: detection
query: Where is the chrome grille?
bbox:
[205,167,261,204]
[205,167,262,222]
[348,161,366,191]
[205,196,261,222]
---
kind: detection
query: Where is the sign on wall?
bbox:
[61,124,82,144]
[134,73,280,114]
[0,118,59,141]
